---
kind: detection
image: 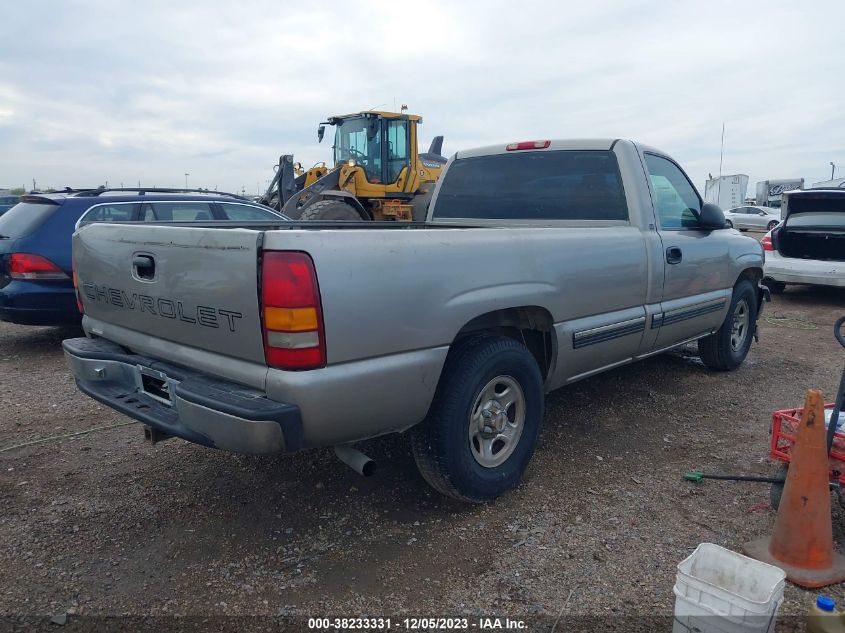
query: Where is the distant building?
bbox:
[811,177,845,189]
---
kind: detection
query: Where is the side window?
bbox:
[644,154,701,229]
[219,202,280,221]
[80,204,134,224]
[140,202,213,222]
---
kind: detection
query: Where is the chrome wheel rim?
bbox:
[730,299,750,352]
[469,375,525,468]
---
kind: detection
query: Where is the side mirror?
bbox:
[317,125,325,143]
[698,203,726,230]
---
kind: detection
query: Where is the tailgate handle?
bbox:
[133,254,155,280]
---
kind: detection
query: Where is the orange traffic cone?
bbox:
[744,389,845,588]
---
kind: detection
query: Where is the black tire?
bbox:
[725,220,733,228]
[763,277,786,295]
[410,335,544,503]
[770,463,788,511]
[767,220,779,231]
[698,279,758,371]
[300,199,363,221]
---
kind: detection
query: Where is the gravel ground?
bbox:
[1,283,844,632]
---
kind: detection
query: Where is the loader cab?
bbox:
[326,112,417,187]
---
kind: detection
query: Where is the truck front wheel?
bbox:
[698,279,758,371]
[410,335,544,503]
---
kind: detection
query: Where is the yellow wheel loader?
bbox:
[259,110,446,221]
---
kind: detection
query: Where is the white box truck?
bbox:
[756,179,804,209]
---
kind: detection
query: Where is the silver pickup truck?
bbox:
[64,139,765,502]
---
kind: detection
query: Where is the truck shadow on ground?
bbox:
[0,323,82,356]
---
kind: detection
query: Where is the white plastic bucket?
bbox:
[672,543,786,633]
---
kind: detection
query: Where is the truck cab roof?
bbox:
[454,139,667,160]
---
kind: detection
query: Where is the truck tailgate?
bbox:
[73,224,265,364]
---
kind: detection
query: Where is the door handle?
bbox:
[133,254,155,280]
[665,246,682,265]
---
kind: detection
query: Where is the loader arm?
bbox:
[281,168,342,219]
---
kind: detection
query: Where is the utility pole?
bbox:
[32,178,36,192]
[184,173,190,189]
[831,162,836,180]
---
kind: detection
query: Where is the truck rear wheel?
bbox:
[299,200,363,221]
[410,335,544,503]
[698,279,758,371]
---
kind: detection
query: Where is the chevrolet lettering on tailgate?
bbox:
[81,282,243,331]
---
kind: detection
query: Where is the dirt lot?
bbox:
[1,284,844,631]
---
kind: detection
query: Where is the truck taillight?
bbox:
[261,251,326,370]
[72,257,84,313]
[761,234,774,251]
[8,253,69,280]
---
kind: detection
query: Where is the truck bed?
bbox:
[99,220,480,231]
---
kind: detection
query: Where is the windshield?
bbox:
[333,117,382,182]
[0,201,60,239]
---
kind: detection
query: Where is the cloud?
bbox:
[1,0,843,194]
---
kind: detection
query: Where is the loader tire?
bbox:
[299,200,363,221]
[410,335,544,503]
[698,279,758,371]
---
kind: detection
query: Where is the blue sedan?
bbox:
[0,190,284,326]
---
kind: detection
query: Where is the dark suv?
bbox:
[0,189,284,326]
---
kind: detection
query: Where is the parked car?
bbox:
[762,189,845,293]
[724,205,781,232]
[0,195,20,216]
[0,189,284,326]
[64,139,766,502]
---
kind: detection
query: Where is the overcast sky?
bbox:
[1,0,842,196]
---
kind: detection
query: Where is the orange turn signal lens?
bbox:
[264,306,318,332]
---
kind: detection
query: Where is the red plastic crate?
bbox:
[770,403,845,482]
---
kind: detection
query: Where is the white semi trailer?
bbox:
[704,174,749,211]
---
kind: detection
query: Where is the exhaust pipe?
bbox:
[334,445,376,477]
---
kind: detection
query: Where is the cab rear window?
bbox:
[0,202,59,239]
[433,150,628,221]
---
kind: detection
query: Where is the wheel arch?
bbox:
[451,306,556,379]
[735,266,765,312]
[736,266,763,287]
